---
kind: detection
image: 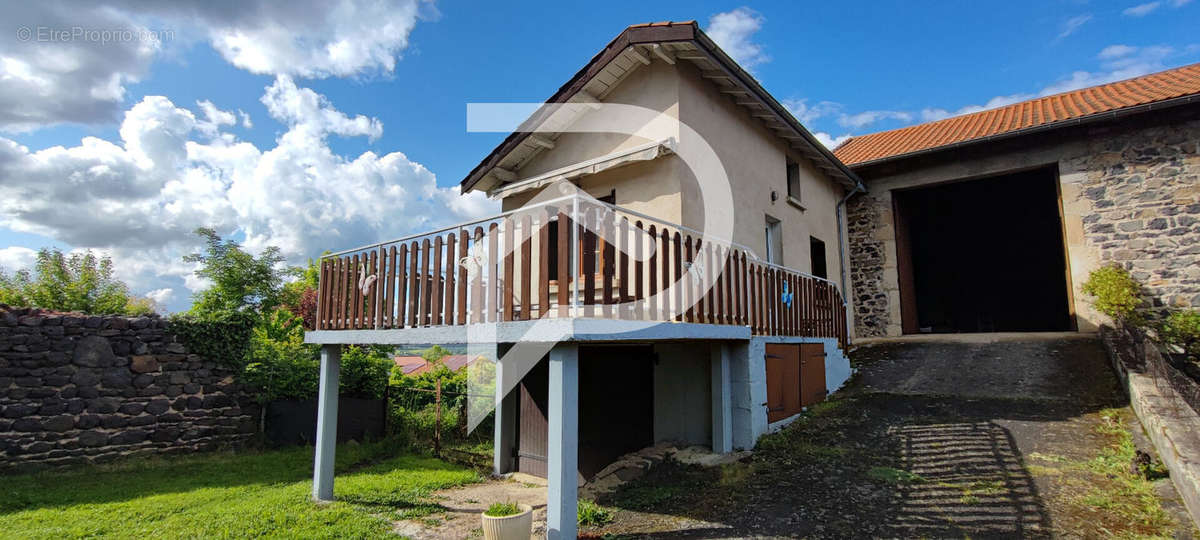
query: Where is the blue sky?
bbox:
[1,1,1197,312]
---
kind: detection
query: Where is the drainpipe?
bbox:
[835,182,866,345]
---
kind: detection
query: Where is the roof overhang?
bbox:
[460,22,864,195]
[844,94,1200,171]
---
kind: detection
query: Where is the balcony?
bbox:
[310,194,848,349]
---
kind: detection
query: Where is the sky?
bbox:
[1,0,1197,312]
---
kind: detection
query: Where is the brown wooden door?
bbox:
[799,343,827,407]
[765,343,800,423]
[517,358,548,477]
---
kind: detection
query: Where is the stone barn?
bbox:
[836,63,1200,337]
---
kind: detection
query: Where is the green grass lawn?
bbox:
[0,441,481,539]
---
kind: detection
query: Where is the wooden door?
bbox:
[517,358,548,477]
[765,343,800,423]
[799,343,827,407]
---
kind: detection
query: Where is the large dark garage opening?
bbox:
[893,168,1073,333]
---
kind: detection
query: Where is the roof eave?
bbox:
[460,22,864,194]
[846,92,1200,171]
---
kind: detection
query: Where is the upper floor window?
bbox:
[786,160,804,210]
[810,236,827,279]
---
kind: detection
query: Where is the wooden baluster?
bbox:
[688,237,699,323]
[365,250,377,329]
[457,230,469,325]
[581,209,595,318]
[488,223,499,323]
[672,231,683,322]
[660,228,670,321]
[749,263,759,333]
[538,211,550,319]
[407,241,420,327]
[646,224,657,321]
[706,241,717,324]
[601,213,615,317]
[315,259,327,330]
[616,217,629,319]
[444,233,457,325]
[503,218,515,322]
[556,211,570,317]
[395,245,407,328]
[633,221,644,320]
[417,240,431,326]
[430,237,443,326]
[331,257,340,329]
[471,227,485,323]
[384,247,396,328]
[519,214,532,321]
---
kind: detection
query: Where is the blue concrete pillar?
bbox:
[711,343,732,453]
[312,344,341,501]
[547,343,579,540]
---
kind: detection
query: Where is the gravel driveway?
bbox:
[588,333,1195,538]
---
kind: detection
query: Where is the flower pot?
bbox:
[481,503,533,540]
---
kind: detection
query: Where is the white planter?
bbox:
[481,504,533,540]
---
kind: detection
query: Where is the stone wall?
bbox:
[846,194,892,337]
[0,306,256,470]
[1065,119,1200,319]
[846,110,1200,337]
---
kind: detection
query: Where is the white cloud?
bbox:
[812,132,852,150]
[0,78,496,307]
[238,109,253,129]
[1123,2,1162,15]
[0,246,37,273]
[1,0,426,131]
[1125,0,1192,15]
[145,287,174,305]
[784,98,911,131]
[1057,14,1093,40]
[706,7,769,70]
[838,110,912,129]
[782,99,842,125]
[1040,44,1177,95]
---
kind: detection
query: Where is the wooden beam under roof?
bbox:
[650,44,675,64]
[626,47,651,65]
[700,71,732,80]
[492,167,517,182]
[528,135,556,149]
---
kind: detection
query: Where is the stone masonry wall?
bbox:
[846,194,892,337]
[846,113,1200,337]
[0,306,256,470]
[1065,118,1200,319]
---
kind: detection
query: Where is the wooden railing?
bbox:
[314,196,848,349]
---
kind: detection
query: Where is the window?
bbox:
[765,215,783,265]
[810,236,827,279]
[786,160,801,203]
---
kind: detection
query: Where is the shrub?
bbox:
[1162,310,1200,358]
[0,248,155,315]
[484,502,522,517]
[577,499,613,526]
[169,311,256,370]
[1081,265,1143,325]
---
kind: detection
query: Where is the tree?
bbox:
[0,248,153,315]
[184,228,291,318]
[281,257,322,330]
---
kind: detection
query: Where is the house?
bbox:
[392,355,426,375]
[835,63,1200,337]
[304,21,862,538]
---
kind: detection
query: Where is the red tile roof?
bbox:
[833,62,1200,167]
[406,355,478,376]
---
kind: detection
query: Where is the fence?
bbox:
[314,195,848,348]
